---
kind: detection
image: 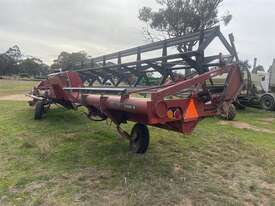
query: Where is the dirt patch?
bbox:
[0,94,30,101]
[260,118,275,123]
[218,121,275,134]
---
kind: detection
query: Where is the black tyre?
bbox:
[34,101,44,120]
[220,104,236,121]
[129,124,150,154]
[261,95,275,111]
[226,104,236,121]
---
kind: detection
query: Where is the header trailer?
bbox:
[28,27,242,154]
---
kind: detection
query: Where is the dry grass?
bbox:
[0,98,275,205]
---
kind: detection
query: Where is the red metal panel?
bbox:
[46,71,83,102]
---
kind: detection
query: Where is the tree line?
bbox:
[0,45,49,77]
[0,45,90,77]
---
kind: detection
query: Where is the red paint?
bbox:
[82,64,242,134]
[31,64,242,135]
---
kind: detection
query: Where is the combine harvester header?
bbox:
[28,27,243,153]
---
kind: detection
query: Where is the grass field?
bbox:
[0,79,36,97]
[1,80,275,205]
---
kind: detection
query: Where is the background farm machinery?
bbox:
[237,58,275,111]
[27,27,243,153]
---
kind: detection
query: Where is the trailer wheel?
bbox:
[220,103,236,121]
[34,101,44,120]
[226,104,236,121]
[129,124,150,154]
[261,95,275,111]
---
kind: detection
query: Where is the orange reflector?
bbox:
[167,110,174,119]
[184,99,199,120]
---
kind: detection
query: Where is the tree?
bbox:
[139,0,232,51]
[0,45,49,77]
[0,45,23,75]
[0,54,18,76]
[5,45,22,61]
[51,51,88,71]
[18,58,49,77]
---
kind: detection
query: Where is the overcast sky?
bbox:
[0,0,274,69]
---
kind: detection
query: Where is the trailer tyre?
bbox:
[261,95,275,111]
[226,104,236,121]
[220,104,236,121]
[129,124,150,154]
[34,101,44,120]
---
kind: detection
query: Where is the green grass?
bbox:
[0,101,275,205]
[0,79,36,97]
[1,80,275,205]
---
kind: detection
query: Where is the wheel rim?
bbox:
[264,99,271,107]
[130,130,141,153]
[129,124,149,154]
